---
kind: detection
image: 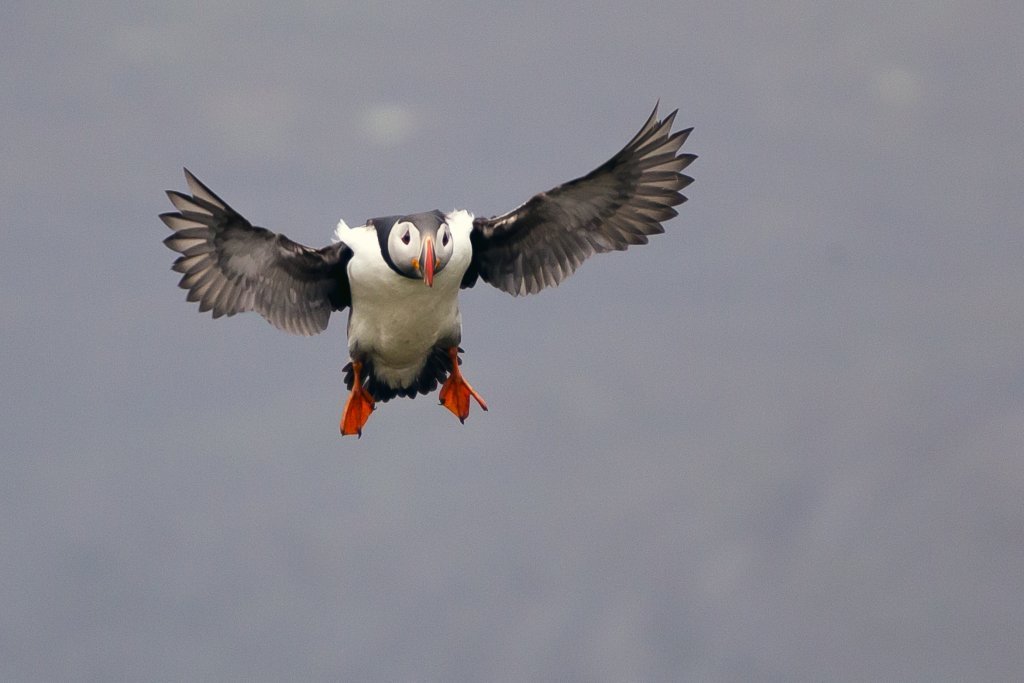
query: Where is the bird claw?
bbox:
[438,349,488,423]
[340,362,375,436]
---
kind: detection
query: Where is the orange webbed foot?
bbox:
[438,347,488,423]
[340,361,375,437]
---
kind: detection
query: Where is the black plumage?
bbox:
[342,346,462,402]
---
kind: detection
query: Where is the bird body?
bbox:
[161,105,695,436]
[336,210,473,392]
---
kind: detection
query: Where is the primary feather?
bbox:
[463,105,695,295]
[161,170,351,336]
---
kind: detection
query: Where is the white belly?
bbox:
[347,272,463,387]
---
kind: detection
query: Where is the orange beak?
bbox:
[421,236,435,287]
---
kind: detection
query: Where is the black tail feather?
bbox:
[343,346,461,402]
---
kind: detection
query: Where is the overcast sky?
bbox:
[2,2,1023,680]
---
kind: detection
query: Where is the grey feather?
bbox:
[161,169,352,336]
[464,104,696,295]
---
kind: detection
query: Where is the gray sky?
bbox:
[2,2,1023,680]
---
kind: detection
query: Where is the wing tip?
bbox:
[182,168,228,208]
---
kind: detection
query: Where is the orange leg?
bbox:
[438,347,488,423]
[340,361,375,437]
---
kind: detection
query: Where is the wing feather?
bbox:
[464,104,695,295]
[161,169,351,336]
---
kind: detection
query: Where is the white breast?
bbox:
[334,210,474,389]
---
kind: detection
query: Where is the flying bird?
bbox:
[162,105,695,436]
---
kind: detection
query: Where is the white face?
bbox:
[387,220,422,270]
[386,219,454,280]
[435,221,454,264]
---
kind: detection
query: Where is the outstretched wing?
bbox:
[463,104,695,295]
[161,169,351,336]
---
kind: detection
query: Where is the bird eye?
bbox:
[440,226,450,247]
[401,230,411,245]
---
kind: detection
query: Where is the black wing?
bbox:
[463,104,695,295]
[161,169,351,336]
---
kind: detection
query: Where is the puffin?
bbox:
[161,104,695,436]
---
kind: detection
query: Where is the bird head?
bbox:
[375,211,454,287]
